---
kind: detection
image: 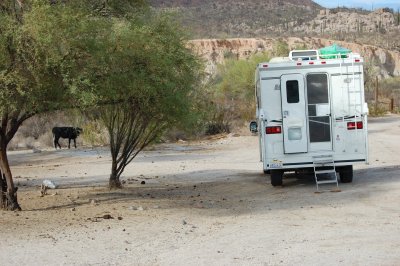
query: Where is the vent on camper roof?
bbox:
[289,50,319,61]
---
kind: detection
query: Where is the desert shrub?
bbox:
[272,39,289,57]
[365,75,400,116]
[81,120,109,147]
[205,52,271,134]
[293,43,308,50]
[368,103,390,117]
[380,77,400,99]
[223,50,236,59]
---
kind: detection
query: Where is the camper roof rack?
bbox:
[288,49,361,61]
[289,50,319,61]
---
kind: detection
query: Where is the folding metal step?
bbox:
[312,155,339,191]
[314,169,336,175]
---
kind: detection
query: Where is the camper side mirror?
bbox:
[249,121,258,133]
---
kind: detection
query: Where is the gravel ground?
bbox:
[1,115,400,266]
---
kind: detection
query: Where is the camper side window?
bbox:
[286,80,299,103]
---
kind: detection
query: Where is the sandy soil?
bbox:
[1,116,400,266]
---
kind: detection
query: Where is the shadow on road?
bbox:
[26,164,400,217]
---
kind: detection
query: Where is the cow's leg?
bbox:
[54,137,61,149]
[74,138,77,148]
[68,138,71,149]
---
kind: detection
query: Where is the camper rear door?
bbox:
[280,74,308,154]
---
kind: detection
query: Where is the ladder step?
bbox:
[315,169,336,174]
[313,155,338,190]
[316,180,338,185]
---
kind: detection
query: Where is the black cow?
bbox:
[52,127,83,149]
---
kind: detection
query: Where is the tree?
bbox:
[0,1,74,210]
[0,0,201,208]
[0,0,115,210]
[85,15,202,188]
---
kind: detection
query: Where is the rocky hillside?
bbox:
[149,1,400,78]
[288,8,400,51]
[149,0,321,37]
[188,37,400,78]
[150,1,400,52]
[294,8,399,34]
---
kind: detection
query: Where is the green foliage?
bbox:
[272,39,289,57]
[293,43,308,50]
[86,14,202,128]
[205,52,271,133]
[380,77,400,95]
[81,120,108,146]
[365,76,400,116]
[378,76,400,112]
[74,9,203,186]
[223,50,236,60]
[0,1,202,203]
[363,59,380,92]
[0,1,103,119]
[368,104,389,117]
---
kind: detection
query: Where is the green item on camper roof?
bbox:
[319,44,351,59]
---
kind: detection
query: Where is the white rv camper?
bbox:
[250,49,368,188]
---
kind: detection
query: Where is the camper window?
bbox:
[306,74,328,104]
[286,80,299,103]
[306,73,331,143]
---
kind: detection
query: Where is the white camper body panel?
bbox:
[255,54,368,173]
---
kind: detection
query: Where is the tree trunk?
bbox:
[109,160,122,189]
[0,171,7,209]
[0,141,21,211]
[109,173,122,189]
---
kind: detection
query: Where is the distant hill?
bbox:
[149,0,322,37]
[149,1,400,52]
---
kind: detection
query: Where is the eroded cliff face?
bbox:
[188,37,400,78]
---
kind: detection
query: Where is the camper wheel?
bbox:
[263,169,271,174]
[270,170,283,186]
[339,165,353,183]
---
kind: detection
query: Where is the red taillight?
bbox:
[266,126,282,134]
[321,61,326,64]
[355,59,360,63]
[262,64,268,68]
[297,62,302,66]
[347,121,363,130]
[309,61,314,65]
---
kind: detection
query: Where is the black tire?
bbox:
[339,165,353,183]
[270,170,283,186]
[263,169,271,174]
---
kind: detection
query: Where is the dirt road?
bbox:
[1,116,400,265]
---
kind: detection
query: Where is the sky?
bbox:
[313,0,399,10]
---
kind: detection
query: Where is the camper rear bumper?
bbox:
[265,158,366,171]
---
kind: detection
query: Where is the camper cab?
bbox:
[252,49,368,187]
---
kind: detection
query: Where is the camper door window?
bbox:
[286,80,299,103]
[306,73,331,143]
[306,74,328,104]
